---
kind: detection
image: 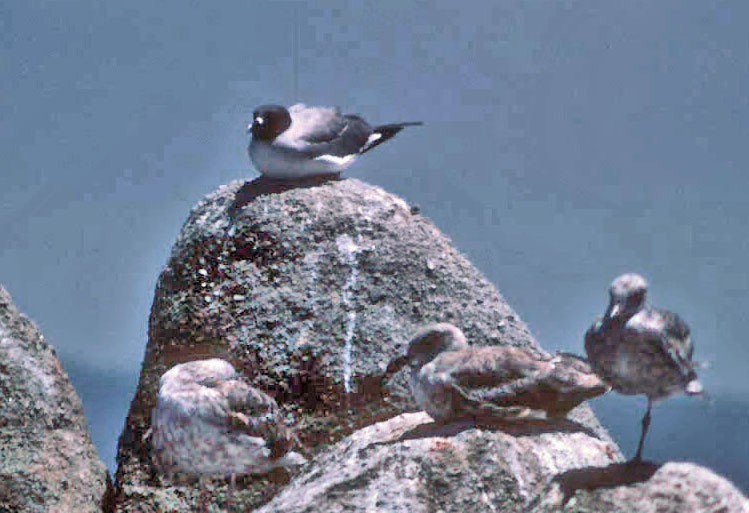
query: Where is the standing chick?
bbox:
[585,273,702,461]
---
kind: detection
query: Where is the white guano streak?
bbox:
[336,234,361,394]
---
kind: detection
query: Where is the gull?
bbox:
[585,273,703,461]
[150,358,305,482]
[385,323,608,424]
[248,103,422,179]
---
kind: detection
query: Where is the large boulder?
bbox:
[0,286,109,513]
[113,177,610,512]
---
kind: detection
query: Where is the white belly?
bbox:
[249,140,358,179]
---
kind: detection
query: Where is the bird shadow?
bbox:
[229,174,342,217]
[376,414,603,447]
[530,459,662,509]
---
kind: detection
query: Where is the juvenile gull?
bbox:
[585,273,703,461]
[247,103,422,179]
[150,358,305,482]
[386,323,608,423]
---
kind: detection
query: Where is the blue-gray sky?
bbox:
[2,0,748,490]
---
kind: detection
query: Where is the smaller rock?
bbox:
[529,461,749,513]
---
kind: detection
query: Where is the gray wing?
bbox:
[303,115,372,157]
[190,377,276,432]
[217,378,297,459]
[291,104,347,142]
[438,348,542,417]
[629,308,696,379]
[652,309,696,380]
[658,308,693,360]
[448,347,544,389]
[449,349,606,418]
[281,105,373,157]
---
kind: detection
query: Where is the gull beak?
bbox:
[247,116,264,134]
[608,303,621,320]
[382,355,408,382]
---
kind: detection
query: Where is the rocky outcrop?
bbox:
[113,177,611,512]
[112,176,747,512]
[255,411,621,513]
[0,286,109,513]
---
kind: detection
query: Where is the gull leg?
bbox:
[633,398,652,462]
[228,473,236,513]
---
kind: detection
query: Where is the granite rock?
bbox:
[255,411,621,513]
[0,286,109,513]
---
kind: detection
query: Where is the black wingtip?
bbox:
[360,121,423,154]
[375,121,424,130]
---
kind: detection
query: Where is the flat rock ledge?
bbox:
[256,411,620,513]
[0,286,109,513]
[259,412,749,513]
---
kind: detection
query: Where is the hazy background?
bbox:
[3,0,748,491]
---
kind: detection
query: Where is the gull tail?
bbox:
[360,122,424,154]
[686,379,714,406]
[685,379,704,396]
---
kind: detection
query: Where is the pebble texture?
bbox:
[0,286,109,513]
[112,177,610,512]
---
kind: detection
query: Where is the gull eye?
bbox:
[255,116,264,125]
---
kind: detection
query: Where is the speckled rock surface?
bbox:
[0,286,109,513]
[255,411,621,513]
[112,177,611,512]
[529,461,749,513]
